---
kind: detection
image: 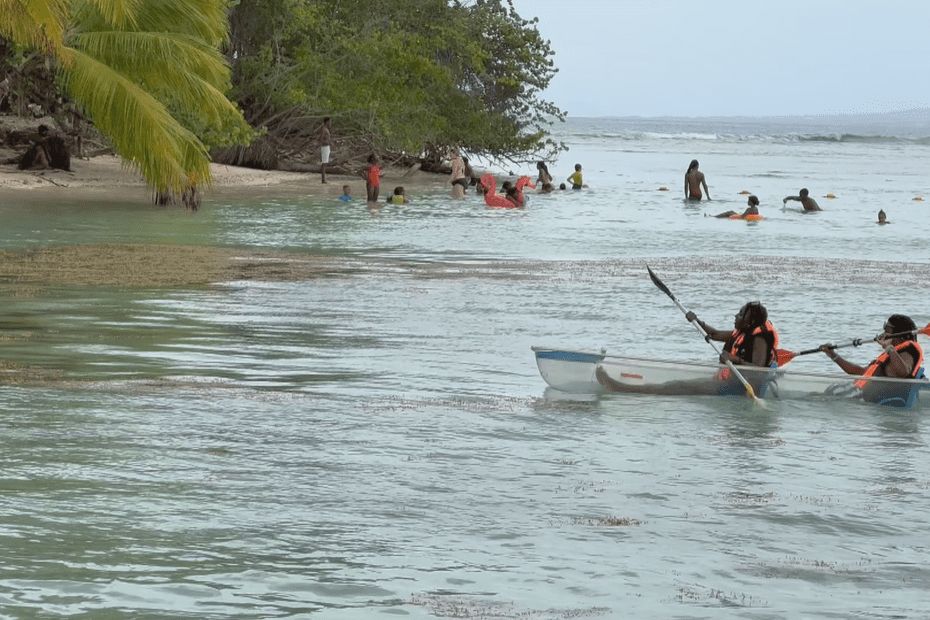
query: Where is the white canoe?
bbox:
[532,347,928,408]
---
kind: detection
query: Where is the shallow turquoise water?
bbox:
[0,119,929,618]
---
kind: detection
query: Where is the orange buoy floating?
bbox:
[738,190,751,195]
[729,214,764,221]
[824,193,837,199]
[913,196,924,202]
[658,186,669,191]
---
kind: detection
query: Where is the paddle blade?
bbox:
[646,265,674,300]
[920,322,930,337]
[740,381,765,406]
[775,348,797,366]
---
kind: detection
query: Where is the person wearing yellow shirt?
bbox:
[567,163,583,190]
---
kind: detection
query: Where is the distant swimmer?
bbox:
[684,159,710,201]
[714,195,760,219]
[877,209,890,225]
[783,188,822,212]
[913,196,924,202]
[823,193,837,199]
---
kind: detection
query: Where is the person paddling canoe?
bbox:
[819,314,924,403]
[596,301,780,395]
[686,301,779,367]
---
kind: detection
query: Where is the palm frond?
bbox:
[72,0,142,28]
[135,0,228,45]
[0,0,68,51]
[71,30,229,87]
[71,0,229,45]
[59,45,211,192]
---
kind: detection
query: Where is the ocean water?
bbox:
[0,115,929,618]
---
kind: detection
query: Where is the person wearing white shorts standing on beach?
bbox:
[319,117,332,184]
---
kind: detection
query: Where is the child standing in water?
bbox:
[365,154,381,203]
[567,163,583,190]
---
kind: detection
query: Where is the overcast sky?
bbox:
[510,0,930,118]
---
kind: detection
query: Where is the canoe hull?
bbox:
[532,347,928,408]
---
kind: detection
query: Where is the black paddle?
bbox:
[646,266,761,403]
[775,322,930,365]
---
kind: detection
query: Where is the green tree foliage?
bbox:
[227,0,564,164]
[0,0,251,193]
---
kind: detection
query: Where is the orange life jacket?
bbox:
[716,321,780,381]
[725,320,780,366]
[854,340,924,388]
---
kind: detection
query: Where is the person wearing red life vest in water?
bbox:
[819,314,924,403]
[596,302,779,395]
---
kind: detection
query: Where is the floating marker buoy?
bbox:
[913,196,924,202]
[658,186,669,191]
[824,193,836,199]
[738,190,751,195]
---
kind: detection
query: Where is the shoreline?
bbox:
[0,154,452,202]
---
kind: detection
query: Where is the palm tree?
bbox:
[0,0,250,195]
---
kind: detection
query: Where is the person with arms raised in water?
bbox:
[684,159,710,201]
[819,314,924,403]
[783,188,822,211]
[596,301,779,395]
[714,195,760,218]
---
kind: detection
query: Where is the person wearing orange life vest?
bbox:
[818,315,924,402]
[596,301,778,396]
[685,301,779,368]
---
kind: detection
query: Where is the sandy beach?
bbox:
[0,152,448,201]
[0,112,447,200]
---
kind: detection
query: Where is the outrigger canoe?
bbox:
[532,347,928,408]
